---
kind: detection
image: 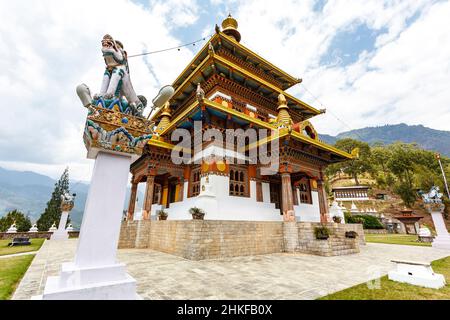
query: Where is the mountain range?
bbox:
[0,123,448,227]
[320,123,450,157]
[0,167,144,229]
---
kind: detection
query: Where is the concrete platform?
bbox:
[13,239,450,300]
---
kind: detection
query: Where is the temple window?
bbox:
[298,178,312,204]
[229,166,248,197]
[190,166,201,197]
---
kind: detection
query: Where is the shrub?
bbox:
[345,231,358,238]
[314,226,330,240]
[189,207,205,220]
[347,214,384,229]
[332,216,342,223]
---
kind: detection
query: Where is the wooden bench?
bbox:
[8,237,31,247]
[388,260,446,289]
[418,235,434,243]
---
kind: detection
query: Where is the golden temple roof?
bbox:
[221,14,241,42]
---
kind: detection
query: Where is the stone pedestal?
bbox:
[39,152,139,300]
[430,211,450,250]
[51,211,70,241]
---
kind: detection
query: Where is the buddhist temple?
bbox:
[126,15,353,223]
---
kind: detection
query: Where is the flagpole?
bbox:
[436,153,450,198]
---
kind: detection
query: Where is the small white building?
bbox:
[332,186,370,201]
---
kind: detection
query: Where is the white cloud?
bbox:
[229,0,449,134]
[0,0,199,180]
[1,0,449,181]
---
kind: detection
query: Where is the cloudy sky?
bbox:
[0,0,449,182]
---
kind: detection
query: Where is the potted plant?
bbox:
[314,226,330,240]
[345,231,358,239]
[332,216,342,224]
[189,207,205,220]
[157,210,168,221]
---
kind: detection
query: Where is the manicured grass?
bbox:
[0,238,45,256]
[320,256,450,300]
[365,234,431,247]
[0,255,35,300]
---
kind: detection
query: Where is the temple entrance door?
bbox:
[167,179,177,207]
[153,184,162,205]
[269,182,281,214]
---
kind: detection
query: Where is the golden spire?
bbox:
[156,102,172,133]
[276,93,292,126]
[221,13,241,42]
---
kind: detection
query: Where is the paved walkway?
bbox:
[13,240,450,300]
[0,251,37,259]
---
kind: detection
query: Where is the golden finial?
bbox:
[160,102,172,117]
[276,93,292,126]
[221,13,241,42]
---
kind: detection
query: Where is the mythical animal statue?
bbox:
[95,34,146,117]
[419,186,443,204]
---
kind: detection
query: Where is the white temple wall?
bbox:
[294,191,321,222]
[165,174,281,221]
[262,182,271,203]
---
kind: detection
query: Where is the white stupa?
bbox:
[29,224,39,233]
[350,201,359,214]
[419,226,432,237]
[6,222,17,233]
[66,224,74,232]
[48,222,57,233]
[329,201,345,224]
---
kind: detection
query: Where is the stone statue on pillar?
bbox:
[420,186,450,250]
[50,192,75,241]
[37,35,174,300]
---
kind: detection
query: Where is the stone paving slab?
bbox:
[12,239,450,300]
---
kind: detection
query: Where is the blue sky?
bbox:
[1,0,449,180]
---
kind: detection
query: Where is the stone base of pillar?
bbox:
[34,262,139,300]
[283,221,299,253]
[430,211,450,251]
[432,236,450,250]
[50,230,69,241]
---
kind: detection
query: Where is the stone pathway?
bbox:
[13,239,450,300]
[0,251,37,259]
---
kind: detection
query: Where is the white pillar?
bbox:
[50,211,70,241]
[430,211,450,250]
[39,152,139,300]
[262,182,271,203]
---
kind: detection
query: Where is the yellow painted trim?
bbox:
[149,55,212,122]
[218,32,300,85]
[204,99,277,130]
[147,138,192,154]
[172,33,219,87]
[290,130,353,159]
[244,128,352,160]
[175,184,180,202]
[212,54,321,115]
[160,100,200,136]
[162,187,168,206]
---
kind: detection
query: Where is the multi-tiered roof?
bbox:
[146,14,353,163]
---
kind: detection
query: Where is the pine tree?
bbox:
[0,210,32,232]
[37,167,70,231]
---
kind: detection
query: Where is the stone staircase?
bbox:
[329,236,359,256]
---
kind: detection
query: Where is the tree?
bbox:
[394,180,417,208]
[329,138,372,185]
[37,167,70,231]
[0,210,32,232]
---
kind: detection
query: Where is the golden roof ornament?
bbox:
[221,14,241,42]
[276,93,292,126]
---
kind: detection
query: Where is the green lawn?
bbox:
[0,238,45,256]
[0,255,35,300]
[365,234,431,247]
[320,256,450,300]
